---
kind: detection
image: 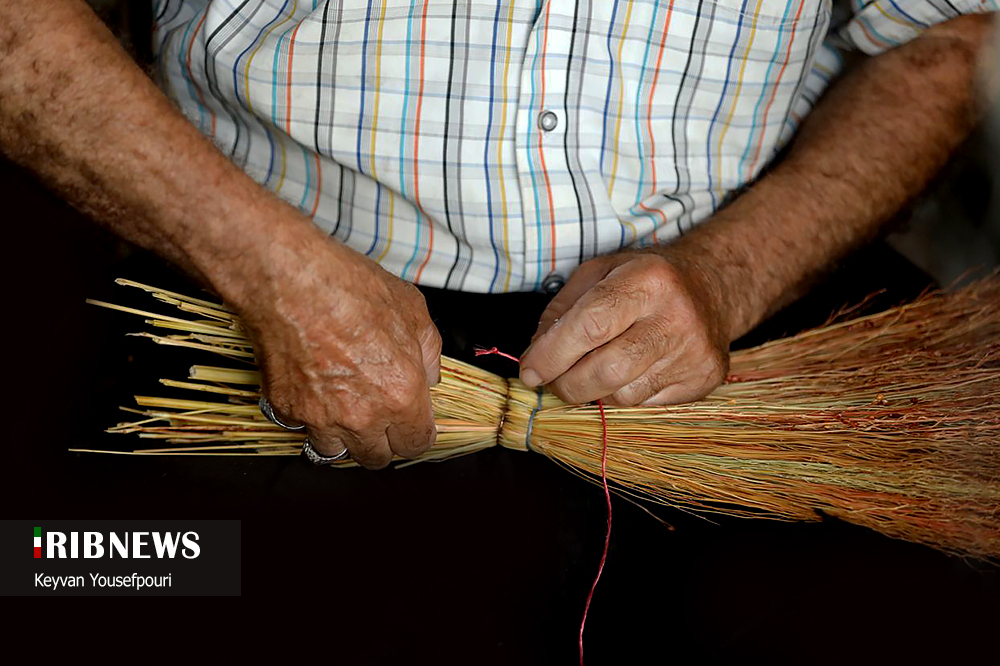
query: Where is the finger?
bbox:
[637,364,726,405]
[385,389,437,459]
[608,354,722,406]
[520,264,648,388]
[531,301,566,347]
[314,421,395,470]
[261,390,305,429]
[548,317,670,404]
[306,423,361,460]
[640,382,709,406]
[353,426,395,470]
[599,353,686,406]
[419,324,443,386]
[271,404,305,430]
[530,261,612,344]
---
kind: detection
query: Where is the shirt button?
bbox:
[542,273,565,294]
[538,110,559,132]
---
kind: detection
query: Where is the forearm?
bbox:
[0,0,330,306]
[661,13,997,342]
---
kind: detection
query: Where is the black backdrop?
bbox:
[3,155,998,662]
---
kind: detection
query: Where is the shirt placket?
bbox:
[514,0,573,294]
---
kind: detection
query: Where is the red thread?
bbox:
[473,346,611,665]
[473,346,523,365]
[579,397,610,665]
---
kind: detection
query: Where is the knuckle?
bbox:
[382,387,410,413]
[352,438,393,470]
[638,261,669,290]
[428,327,443,355]
[265,393,296,420]
[338,405,376,433]
[582,311,612,344]
[610,383,642,407]
[394,424,436,458]
[310,434,347,457]
[410,434,434,457]
[647,261,686,300]
[282,401,323,429]
[359,452,392,471]
[620,367,664,405]
[418,320,442,351]
[599,357,631,389]
[384,376,424,413]
[370,443,395,468]
[690,376,718,401]
[627,322,664,361]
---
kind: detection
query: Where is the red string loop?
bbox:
[473,346,522,364]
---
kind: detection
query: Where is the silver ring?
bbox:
[302,437,351,465]
[258,396,307,431]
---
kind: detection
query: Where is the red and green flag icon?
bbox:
[34,527,41,558]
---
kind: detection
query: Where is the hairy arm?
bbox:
[0,0,441,467]
[521,13,997,405]
[0,0,275,290]
[666,13,997,342]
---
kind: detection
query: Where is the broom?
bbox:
[79,277,1000,559]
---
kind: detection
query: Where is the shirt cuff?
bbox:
[838,0,999,56]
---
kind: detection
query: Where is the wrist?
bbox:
[654,172,810,341]
[176,180,329,310]
[650,241,741,345]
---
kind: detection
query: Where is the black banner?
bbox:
[0,520,240,596]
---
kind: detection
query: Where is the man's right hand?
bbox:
[235,225,442,469]
[0,1,441,470]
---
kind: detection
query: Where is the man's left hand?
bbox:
[519,251,730,406]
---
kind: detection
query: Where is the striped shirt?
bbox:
[153,0,997,293]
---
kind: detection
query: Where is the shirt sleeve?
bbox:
[778,0,996,143]
[839,0,999,55]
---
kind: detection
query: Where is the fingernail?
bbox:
[521,368,542,387]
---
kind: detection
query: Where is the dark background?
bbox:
[2,153,998,661]
[3,1,999,660]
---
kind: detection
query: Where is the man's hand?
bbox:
[236,227,441,469]
[519,251,729,406]
[0,0,442,469]
[521,13,995,408]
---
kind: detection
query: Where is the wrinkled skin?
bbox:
[238,238,442,469]
[519,251,730,406]
[1,0,990,468]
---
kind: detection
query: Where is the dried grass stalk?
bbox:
[81,277,1000,559]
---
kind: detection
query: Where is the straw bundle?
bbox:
[82,278,1000,559]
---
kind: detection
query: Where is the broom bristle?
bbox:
[81,277,1000,559]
